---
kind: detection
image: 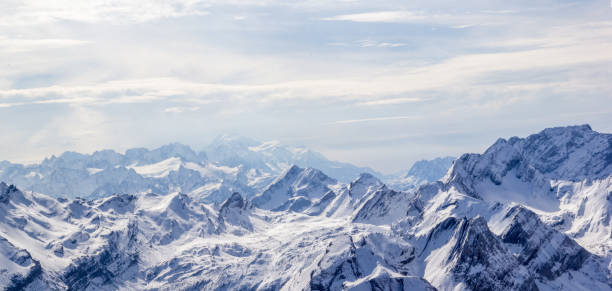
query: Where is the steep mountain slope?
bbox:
[251,165,340,211]
[405,124,612,289]
[444,124,612,256]
[0,236,44,291]
[0,184,440,290]
[1,125,611,291]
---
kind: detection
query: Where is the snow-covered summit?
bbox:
[348,173,385,200]
[446,124,611,192]
[386,156,456,191]
[250,165,339,210]
[0,137,388,202]
[3,125,612,290]
[124,142,206,165]
[205,134,381,182]
[425,124,612,262]
[220,192,248,211]
[0,143,214,199]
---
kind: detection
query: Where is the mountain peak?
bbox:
[251,165,337,210]
[220,192,246,210]
[284,164,303,175]
[356,172,378,181]
[155,143,202,160]
[386,156,455,191]
[406,156,456,180]
[0,181,8,192]
[157,142,194,152]
[348,173,384,199]
[539,124,592,135]
[0,183,31,206]
[444,124,612,198]
[0,182,10,203]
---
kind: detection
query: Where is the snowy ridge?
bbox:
[0,183,441,290]
[0,137,389,204]
[1,125,612,290]
[444,124,612,256]
[251,165,340,211]
[0,143,239,202]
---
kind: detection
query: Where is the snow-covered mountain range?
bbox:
[1,125,611,290]
[0,136,451,204]
[0,137,367,203]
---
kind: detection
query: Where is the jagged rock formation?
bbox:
[1,125,612,290]
[0,137,387,204]
[251,165,339,210]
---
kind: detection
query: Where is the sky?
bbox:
[1,0,612,173]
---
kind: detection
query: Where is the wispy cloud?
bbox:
[328,40,406,48]
[1,0,611,171]
[0,37,90,53]
[0,0,210,25]
[321,10,514,27]
[27,106,113,154]
[357,97,426,106]
[2,32,612,109]
[357,40,406,48]
[331,115,419,124]
[322,11,427,23]
[164,106,200,113]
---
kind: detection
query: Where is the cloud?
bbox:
[1,0,612,171]
[357,97,426,106]
[1,31,611,110]
[321,10,514,27]
[0,0,210,26]
[322,11,427,23]
[331,115,419,124]
[357,40,406,48]
[28,106,113,154]
[329,39,407,48]
[0,37,90,53]
[164,106,200,113]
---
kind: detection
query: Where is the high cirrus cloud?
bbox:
[0,0,611,171]
[0,0,210,25]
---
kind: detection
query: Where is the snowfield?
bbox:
[1,125,611,290]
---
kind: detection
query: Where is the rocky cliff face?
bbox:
[445,124,612,196]
[443,217,538,291]
[1,125,612,291]
[251,165,339,210]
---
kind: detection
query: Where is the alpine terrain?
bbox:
[1,125,611,290]
[0,135,449,204]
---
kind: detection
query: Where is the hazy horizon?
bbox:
[0,123,606,174]
[2,0,612,173]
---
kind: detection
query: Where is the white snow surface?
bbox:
[0,137,392,204]
[1,125,611,290]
